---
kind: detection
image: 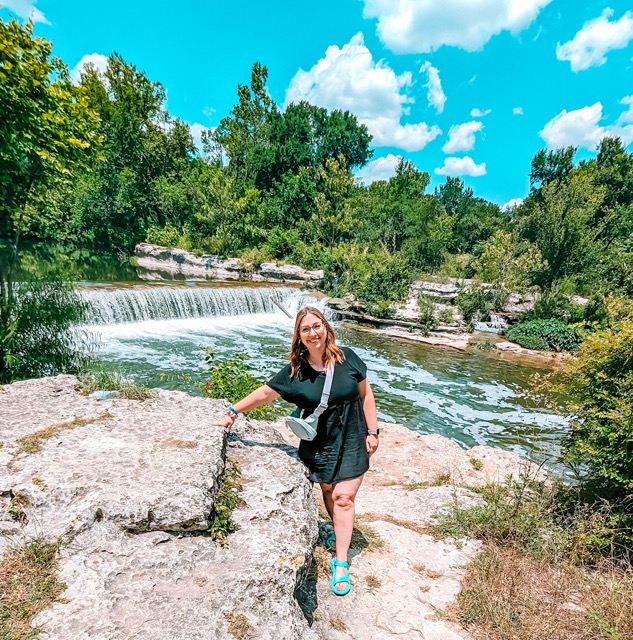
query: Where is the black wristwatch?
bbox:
[367,429,380,436]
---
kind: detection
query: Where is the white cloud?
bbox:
[502,198,524,212]
[435,156,487,177]
[471,108,491,117]
[362,0,552,53]
[540,100,633,149]
[285,33,441,152]
[2,0,49,24]
[70,53,109,84]
[189,123,207,153]
[355,154,402,184]
[618,95,633,124]
[540,103,606,148]
[368,118,442,151]
[420,61,446,113]
[556,9,633,72]
[442,121,483,154]
[513,107,524,115]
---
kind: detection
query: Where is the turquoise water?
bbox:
[80,283,566,465]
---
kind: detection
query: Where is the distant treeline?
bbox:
[1,17,632,308]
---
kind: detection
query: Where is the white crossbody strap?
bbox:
[311,365,334,419]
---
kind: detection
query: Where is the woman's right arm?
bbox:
[212,384,280,429]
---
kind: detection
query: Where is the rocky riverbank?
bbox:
[133,244,569,366]
[1,375,542,639]
[135,243,324,285]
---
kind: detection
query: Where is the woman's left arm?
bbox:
[358,378,379,456]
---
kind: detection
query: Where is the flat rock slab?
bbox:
[2,376,318,640]
[2,376,226,539]
[34,437,318,640]
[356,484,483,529]
[311,521,478,640]
[367,423,543,489]
[267,419,541,640]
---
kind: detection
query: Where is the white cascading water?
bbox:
[80,286,321,325]
[472,313,508,333]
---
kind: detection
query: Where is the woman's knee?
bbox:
[332,492,355,510]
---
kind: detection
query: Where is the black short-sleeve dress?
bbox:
[267,346,370,484]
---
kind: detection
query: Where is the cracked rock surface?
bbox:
[1,376,318,640]
[1,377,538,639]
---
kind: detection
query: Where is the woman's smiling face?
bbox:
[299,313,326,352]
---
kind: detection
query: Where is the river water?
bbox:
[78,281,567,465]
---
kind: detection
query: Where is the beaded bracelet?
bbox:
[227,406,239,417]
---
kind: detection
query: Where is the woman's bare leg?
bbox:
[321,475,365,592]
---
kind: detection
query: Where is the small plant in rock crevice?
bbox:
[209,458,245,544]
[417,297,438,335]
[224,611,253,639]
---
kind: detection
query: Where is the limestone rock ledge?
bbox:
[1,376,318,640]
[1,376,543,640]
[135,243,323,285]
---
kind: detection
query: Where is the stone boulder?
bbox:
[1,376,318,640]
[134,243,323,284]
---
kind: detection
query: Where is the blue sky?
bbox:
[3,0,633,207]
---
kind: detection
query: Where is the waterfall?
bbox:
[472,313,508,334]
[80,286,318,325]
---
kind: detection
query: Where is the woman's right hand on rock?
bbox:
[212,414,236,430]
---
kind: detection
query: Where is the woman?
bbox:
[213,306,379,596]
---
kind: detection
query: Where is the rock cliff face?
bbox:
[135,243,323,285]
[1,376,540,639]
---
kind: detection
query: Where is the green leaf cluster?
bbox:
[197,349,273,420]
[505,318,581,352]
[0,268,89,383]
[456,287,507,327]
[556,299,633,499]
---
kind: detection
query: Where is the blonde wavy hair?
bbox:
[290,306,344,377]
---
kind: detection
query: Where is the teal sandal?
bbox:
[330,558,351,596]
[325,532,336,551]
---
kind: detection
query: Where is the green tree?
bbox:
[435,177,507,253]
[0,19,98,381]
[74,54,195,251]
[516,171,605,287]
[215,64,372,197]
[0,18,99,242]
[529,146,576,193]
[184,162,265,255]
[213,62,276,193]
[472,230,547,291]
[302,156,355,249]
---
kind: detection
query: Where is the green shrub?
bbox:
[78,363,153,400]
[438,306,454,324]
[238,247,272,273]
[417,297,438,334]
[197,349,274,419]
[553,299,633,503]
[324,245,411,315]
[506,318,581,352]
[145,224,183,249]
[262,227,303,260]
[456,287,506,327]
[432,470,630,564]
[0,276,90,383]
